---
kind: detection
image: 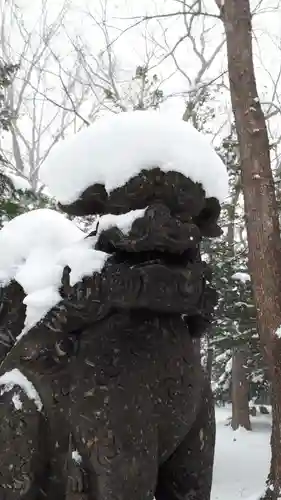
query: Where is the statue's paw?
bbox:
[65,447,90,500]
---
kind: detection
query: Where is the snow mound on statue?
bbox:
[94,208,146,236]
[40,111,228,205]
[0,368,43,412]
[0,209,108,332]
[0,209,83,286]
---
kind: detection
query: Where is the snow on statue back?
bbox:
[0,209,84,284]
[0,208,108,334]
[40,111,228,217]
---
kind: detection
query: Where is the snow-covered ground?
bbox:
[212,407,271,500]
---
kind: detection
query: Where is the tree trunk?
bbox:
[231,348,251,431]
[217,0,281,496]
[206,344,213,382]
[225,177,249,429]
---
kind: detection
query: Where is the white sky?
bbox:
[1,0,281,182]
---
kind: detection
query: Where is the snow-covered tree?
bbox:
[208,131,269,414]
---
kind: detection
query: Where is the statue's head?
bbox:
[39,111,228,245]
[58,168,223,240]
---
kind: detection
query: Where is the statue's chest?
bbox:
[65,314,204,463]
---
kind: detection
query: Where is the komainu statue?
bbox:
[0,111,228,500]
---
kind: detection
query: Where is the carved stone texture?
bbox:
[0,313,215,500]
[59,168,217,219]
[0,173,220,499]
[94,203,201,255]
[60,170,222,238]
[37,253,217,342]
[0,281,26,362]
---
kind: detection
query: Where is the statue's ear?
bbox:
[59,183,108,216]
[193,197,222,237]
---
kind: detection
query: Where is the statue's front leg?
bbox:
[155,382,215,500]
[0,368,50,499]
[0,330,74,500]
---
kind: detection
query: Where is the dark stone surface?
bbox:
[59,168,220,234]
[0,281,26,362]
[94,203,202,255]
[0,173,220,499]
[0,314,215,500]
